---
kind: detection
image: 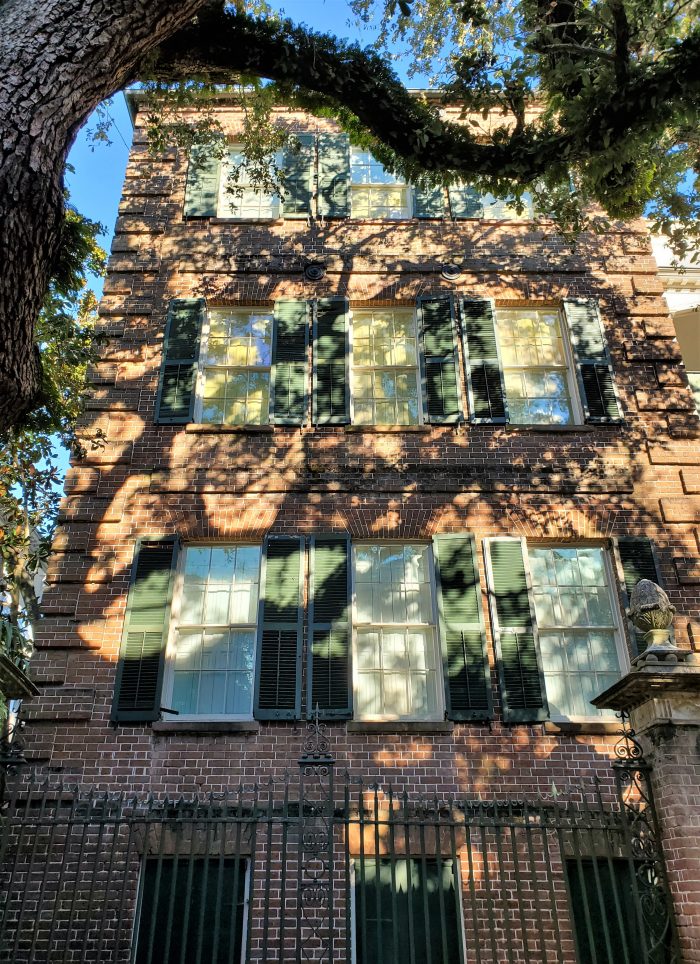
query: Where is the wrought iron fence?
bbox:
[0,726,679,964]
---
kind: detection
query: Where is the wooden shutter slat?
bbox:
[615,537,663,655]
[283,133,315,218]
[254,536,304,720]
[448,185,483,219]
[433,535,492,721]
[460,298,508,423]
[111,539,179,723]
[308,535,352,719]
[414,184,446,218]
[318,134,350,218]
[418,297,462,423]
[272,300,308,424]
[184,146,221,218]
[313,298,350,424]
[485,538,548,723]
[156,299,205,424]
[563,299,622,422]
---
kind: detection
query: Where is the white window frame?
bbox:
[350,148,413,220]
[194,307,274,426]
[349,307,424,426]
[494,306,584,426]
[162,543,262,721]
[216,144,283,220]
[351,541,444,722]
[524,541,629,722]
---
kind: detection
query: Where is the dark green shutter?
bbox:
[111,538,179,723]
[318,134,350,218]
[418,296,462,423]
[313,298,350,424]
[308,535,352,719]
[563,300,622,422]
[486,538,548,723]
[414,184,447,218]
[184,146,221,218]
[448,185,483,218]
[272,300,308,424]
[460,298,508,422]
[155,299,204,424]
[616,537,663,655]
[254,536,304,720]
[433,535,492,721]
[283,133,315,218]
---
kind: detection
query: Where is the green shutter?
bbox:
[308,535,352,719]
[283,133,315,218]
[111,539,179,723]
[448,185,483,218]
[460,298,508,423]
[414,184,447,218]
[486,538,548,723]
[254,536,304,720]
[184,145,221,218]
[615,537,663,655]
[313,298,350,424]
[155,299,204,424]
[563,300,622,422]
[433,535,492,721]
[418,296,462,423]
[318,134,350,218]
[272,300,308,424]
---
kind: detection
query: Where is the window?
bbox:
[198,308,273,425]
[351,309,421,425]
[134,857,248,964]
[350,149,411,219]
[353,544,442,720]
[166,546,261,718]
[354,858,462,964]
[496,308,580,425]
[528,546,625,720]
[217,146,281,219]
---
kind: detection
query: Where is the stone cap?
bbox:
[593,653,700,712]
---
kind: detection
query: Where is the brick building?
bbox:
[4,95,700,963]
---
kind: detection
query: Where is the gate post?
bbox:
[297,711,335,963]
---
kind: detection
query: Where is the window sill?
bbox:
[185,424,275,434]
[501,423,597,434]
[347,721,454,735]
[152,721,261,734]
[344,424,432,434]
[543,720,621,736]
[209,217,283,225]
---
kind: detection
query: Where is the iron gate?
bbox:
[0,728,679,964]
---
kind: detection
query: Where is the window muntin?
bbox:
[199,308,272,425]
[353,544,441,720]
[350,149,411,219]
[496,308,578,425]
[217,147,281,219]
[352,309,421,425]
[169,546,261,718]
[528,546,624,719]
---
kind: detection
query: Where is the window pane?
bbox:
[201,309,272,425]
[218,148,280,219]
[352,310,419,424]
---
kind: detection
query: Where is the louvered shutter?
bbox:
[460,298,508,423]
[318,134,350,218]
[414,184,447,218]
[448,185,483,218]
[272,300,308,424]
[563,300,622,422]
[155,299,204,424]
[418,296,462,423]
[308,536,352,719]
[283,133,315,218]
[313,299,350,424]
[254,536,305,720]
[615,538,663,655]
[184,145,221,218]
[433,535,492,721]
[485,538,548,723]
[111,539,179,723]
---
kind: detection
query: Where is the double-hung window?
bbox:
[198,308,273,425]
[350,149,411,219]
[166,546,261,719]
[351,309,421,425]
[353,543,442,721]
[217,146,282,219]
